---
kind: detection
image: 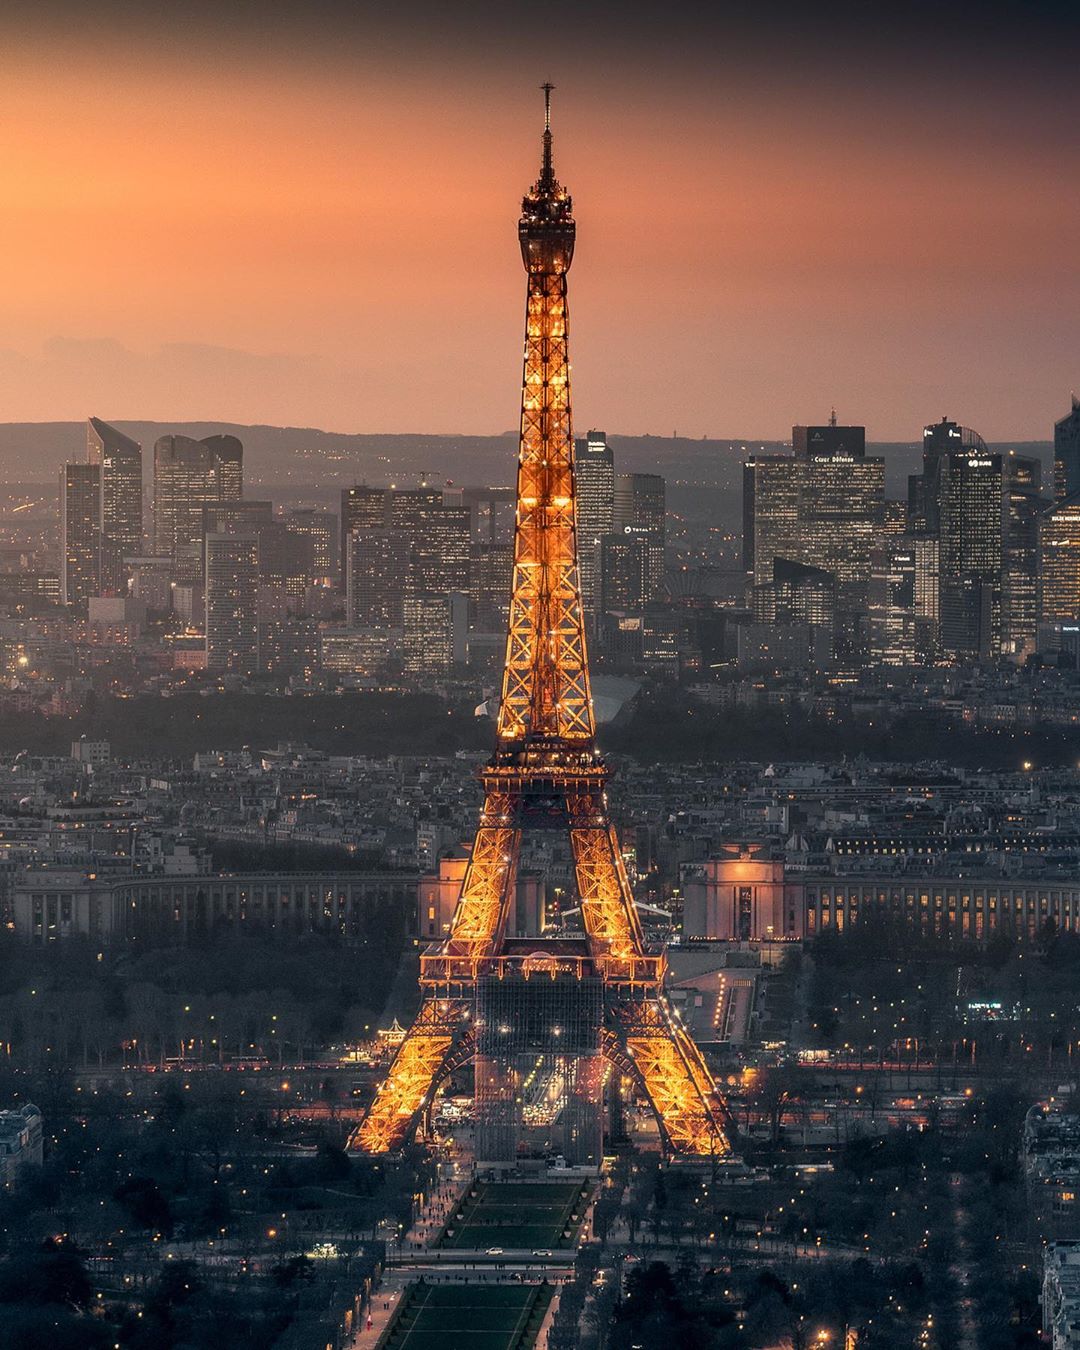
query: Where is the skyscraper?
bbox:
[154,434,245,578]
[938,442,1003,660]
[346,531,410,627]
[202,499,273,538]
[87,417,142,594]
[199,434,243,501]
[868,539,918,665]
[613,472,665,599]
[59,463,101,606]
[600,533,649,612]
[743,455,800,585]
[286,509,338,581]
[794,425,883,611]
[792,420,866,458]
[402,592,457,674]
[456,486,515,631]
[743,421,882,646]
[403,496,471,598]
[1054,396,1080,502]
[574,430,614,617]
[908,416,968,536]
[1040,493,1080,623]
[1001,453,1042,659]
[339,486,389,591]
[204,530,259,674]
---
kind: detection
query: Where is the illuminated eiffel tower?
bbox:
[353,88,733,1161]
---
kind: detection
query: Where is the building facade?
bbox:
[683,854,1080,947]
[0,1104,42,1185]
[938,445,1003,660]
[13,870,418,944]
[87,417,142,594]
[613,471,666,600]
[574,429,614,617]
[1041,494,1080,624]
[1001,453,1043,659]
[1054,396,1080,503]
[59,462,101,606]
[154,434,244,578]
[204,530,260,674]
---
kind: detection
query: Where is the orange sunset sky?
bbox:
[0,1,1077,441]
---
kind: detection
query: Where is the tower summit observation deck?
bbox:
[353,89,734,1162]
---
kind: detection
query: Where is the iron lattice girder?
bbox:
[350,997,469,1154]
[497,268,593,747]
[605,1000,735,1157]
[353,98,734,1161]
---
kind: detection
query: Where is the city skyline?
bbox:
[0,31,1079,1344]
[0,4,1078,439]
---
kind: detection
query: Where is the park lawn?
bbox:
[381,1282,553,1350]
[438,1180,591,1250]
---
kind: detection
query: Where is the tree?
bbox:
[114,1177,174,1236]
[749,1064,814,1148]
[0,1240,94,1310]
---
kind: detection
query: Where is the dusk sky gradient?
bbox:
[1,1,1078,441]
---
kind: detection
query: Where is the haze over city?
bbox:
[1,1,1078,439]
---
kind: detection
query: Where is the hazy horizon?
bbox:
[0,2,1077,440]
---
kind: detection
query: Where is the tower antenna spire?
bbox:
[540,81,555,184]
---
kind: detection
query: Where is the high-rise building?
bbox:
[346,530,410,627]
[339,486,388,591]
[882,500,908,536]
[341,487,473,629]
[743,455,800,585]
[406,499,471,598]
[600,533,649,612]
[125,556,173,614]
[868,539,918,665]
[59,463,101,606]
[202,500,273,536]
[255,520,314,598]
[792,422,883,611]
[1054,396,1080,503]
[199,501,313,597]
[287,509,338,581]
[938,443,1002,660]
[154,434,245,577]
[199,434,243,501]
[259,618,318,681]
[1040,493,1080,623]
[456,487,515,631]
[912,535,941,655]
[87,417,142,594]
[387,487,444,532]
[908,416,970,536]
[574,430,614,616]
[613,471,665,599]
[402,591,460,675]
[792,420,866,459]
[744,421,882,623]
[204,530,259,674]
[753,557,836,628]
[1001,453,1042,659]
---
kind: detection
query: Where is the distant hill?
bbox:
[0,422,1053,536]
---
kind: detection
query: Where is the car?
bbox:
[532,1249,554,1257]
[486,1247,504,1256]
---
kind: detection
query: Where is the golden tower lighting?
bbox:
[353,87,733,1160]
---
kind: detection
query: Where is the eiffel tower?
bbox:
[353,87,733,1161]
